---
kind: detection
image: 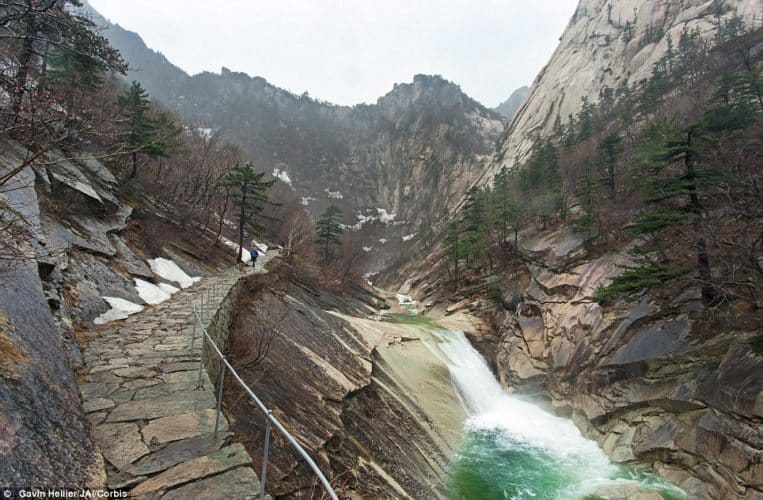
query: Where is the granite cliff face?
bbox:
[223,277,466,498]
[490,227,762,499]
[492,0,763,173]
[0,139,233,488]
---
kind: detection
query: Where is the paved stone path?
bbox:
[77,253,276,498]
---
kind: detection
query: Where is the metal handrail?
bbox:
[190,285,338,500]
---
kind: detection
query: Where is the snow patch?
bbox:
[272,168,293,187]
[197,127,214,139]
[395,294,416,307]
[376,208,396,224]
[94,297,144,325]
[325,189,343,199]
[158,283,180,295]
[220,236,268,263]
[362,246,372,252]
[402,233,417,242]
[378,238,388,244]
[148,258,201,289]
[301,197,315,206]
[134,278,172,305]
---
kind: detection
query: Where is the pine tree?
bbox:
[220,162,276,262]
[597,132,622,200]
[572,158,599,246]
[491,165,524,250]
[117,81,176,179]
[4,0,125,125]
[461,186,489,266]
[444,220,466,289]
[635,121,722,304]
[315,205,343,265]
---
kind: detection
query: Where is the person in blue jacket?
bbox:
[249,247,259,267]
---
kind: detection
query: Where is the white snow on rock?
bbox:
[301,197,315,206]
[148,258,201,289]
[197,127,214,139]
[376,208,396,224]
[134,278,172,305]
[379,238,388,244]
[395,294,416,307]
[325,189,343,199]
[158,283,180,295]
[94,297,144,325]
[220,236,268,263]
[362,246,372,252]
[402,233,417,242]
[272,168,293,187]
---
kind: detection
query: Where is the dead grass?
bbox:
[122,209,236,269]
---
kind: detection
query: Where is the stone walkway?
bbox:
[77,253,276,498]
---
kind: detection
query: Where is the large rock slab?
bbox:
[93,422,149,470]
[107,389,216,422]
[160,466,260,500]
[141,410,228,444]
[129,444,252,496]
[125,434,228,476]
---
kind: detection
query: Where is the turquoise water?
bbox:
[431,329,690,500]
[447,425,690,500]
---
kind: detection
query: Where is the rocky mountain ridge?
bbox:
[493,85,529,122]
[90,8,506,271]
[491,0,763,175]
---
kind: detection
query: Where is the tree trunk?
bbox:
[130,151,138,179]
[10,13,38,125]
[696,236,715,304]
[453,258,459,291]
[237,184,247,263]
[685,129,715,304]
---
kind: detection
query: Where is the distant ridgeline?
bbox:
[91,6,507,271]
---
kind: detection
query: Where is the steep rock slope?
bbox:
[0,140,238,488]
[224,278,466,498]
[492,227,762,499]
[492,0,763,172]
[92,11,505,269]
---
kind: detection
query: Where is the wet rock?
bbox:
[604,318,691,366]
[494,222,763,497]
[112,235,153,278]
[519,226,586,270]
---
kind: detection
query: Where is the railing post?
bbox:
[214,360,227,439]
[200,293,205,326]
[190,312,197,349]
[259,411,272,500]
[196,335,205,389]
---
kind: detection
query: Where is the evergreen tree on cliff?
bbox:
[117,81,176,179]
[220,162,276,263]
[315,205,343,265]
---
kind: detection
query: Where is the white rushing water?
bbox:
[431,329,686,499]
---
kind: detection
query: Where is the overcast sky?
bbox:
[88,0,578,107]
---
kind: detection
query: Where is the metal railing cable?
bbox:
[189,282,338,500]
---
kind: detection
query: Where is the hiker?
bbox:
[249,247,259,267]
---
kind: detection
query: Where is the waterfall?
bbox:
[430,329,687,500]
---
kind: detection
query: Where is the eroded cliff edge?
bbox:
[222,273,466,498]
[464,226,760,499]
